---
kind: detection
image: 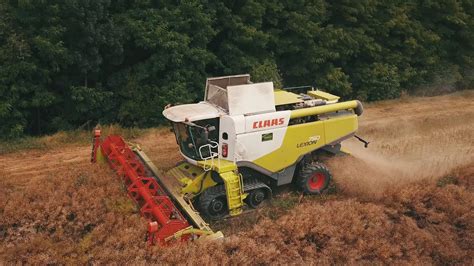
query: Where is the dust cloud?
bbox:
[328,92,474,199]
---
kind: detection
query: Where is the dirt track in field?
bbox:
[0,91,473,264]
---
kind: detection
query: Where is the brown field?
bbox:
[1,91,473,264]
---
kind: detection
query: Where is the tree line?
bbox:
[1,0,473,138]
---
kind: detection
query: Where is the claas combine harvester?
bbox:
[91,74,366,246]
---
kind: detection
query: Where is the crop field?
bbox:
[1,91,473,264]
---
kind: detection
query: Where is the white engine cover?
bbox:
[219,111,291,162]
[227,82,276,116]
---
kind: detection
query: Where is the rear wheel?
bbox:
[296,162,332,194]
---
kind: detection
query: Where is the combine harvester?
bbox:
[91,74,366,246]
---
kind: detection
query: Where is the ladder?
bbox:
[220,171,246,216]
[198,159,247,216]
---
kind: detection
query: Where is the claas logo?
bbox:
[253,118,285,129]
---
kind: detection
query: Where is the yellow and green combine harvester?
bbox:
[91,74,366,245]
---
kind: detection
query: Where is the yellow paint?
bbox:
[197,159,237,173]
[167,162,217,197]
[290,100,358,118]
[254,114,358,172]
[96,147,106,163]
[164,226,224,242]
[196,159,246,216]
[220,171,247,216]
[324,115,358,144]
[306,90,340,101]
[274,89,303,106]
[181,171,218,196]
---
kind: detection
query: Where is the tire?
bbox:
[197,185,228,220]
[245,189,266,208]
[296,162,332,194]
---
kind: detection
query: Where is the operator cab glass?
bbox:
[172,118,220,161]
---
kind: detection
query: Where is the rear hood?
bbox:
[163,102,225,122]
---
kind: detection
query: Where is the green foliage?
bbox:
[111,1,215,126]
[354,63,401,101]
[316,68,352,98]
[250,60,283,89]
[1,0,473,138]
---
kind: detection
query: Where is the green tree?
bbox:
[1,0,473,138]
[0,1,68,137]
[52,0,122,130]
[354,63,401,101]
[250,59,283,88]
[206,0,272,75]
[109,0,215,126]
